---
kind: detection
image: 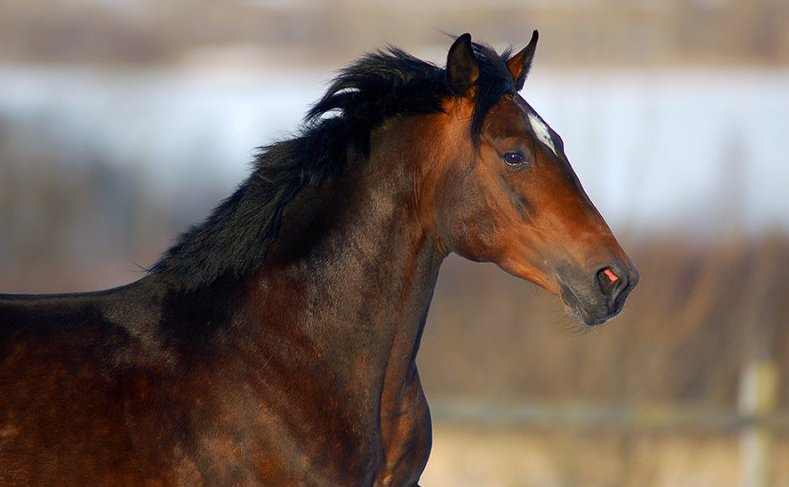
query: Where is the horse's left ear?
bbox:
[446,33,480,96]
[507,30,539,91]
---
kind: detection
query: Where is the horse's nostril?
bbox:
[596,266,624,298]
[602,268,619,284]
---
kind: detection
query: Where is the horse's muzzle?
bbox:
[559,261,639,326]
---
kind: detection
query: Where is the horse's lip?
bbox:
[559,282,618,326]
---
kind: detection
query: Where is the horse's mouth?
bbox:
[559,280,631,326]
[559,286,606,326]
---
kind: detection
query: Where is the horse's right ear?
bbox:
[506,30,539,91]
[446,33,479,96]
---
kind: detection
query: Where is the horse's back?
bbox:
[0,282,162,368]
[0,280,182,486]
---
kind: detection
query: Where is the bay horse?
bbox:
[0,32,637,486]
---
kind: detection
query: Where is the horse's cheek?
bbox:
[435,190,497,263]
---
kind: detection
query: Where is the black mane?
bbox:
[152,41,517,291]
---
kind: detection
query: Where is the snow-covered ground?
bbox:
[1,65,787,236]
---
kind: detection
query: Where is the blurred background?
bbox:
[0,0,787,485]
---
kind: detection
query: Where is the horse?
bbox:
[0,32,638,486]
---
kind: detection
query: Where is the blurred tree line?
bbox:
[0,0,787,67]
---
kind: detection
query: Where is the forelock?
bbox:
[469,42,518,146]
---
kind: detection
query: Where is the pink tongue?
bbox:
[603,268,619,283]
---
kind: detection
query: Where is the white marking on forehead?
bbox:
[527,113,557,156]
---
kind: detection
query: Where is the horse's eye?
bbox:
[503,151,526,166]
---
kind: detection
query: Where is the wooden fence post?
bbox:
[739,360,779,487]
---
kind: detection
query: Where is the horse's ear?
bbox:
[446,33,479,96]
[507,30,539,91]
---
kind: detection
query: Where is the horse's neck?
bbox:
[243,150,444,405]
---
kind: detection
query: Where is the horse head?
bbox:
[428,32,638,325]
